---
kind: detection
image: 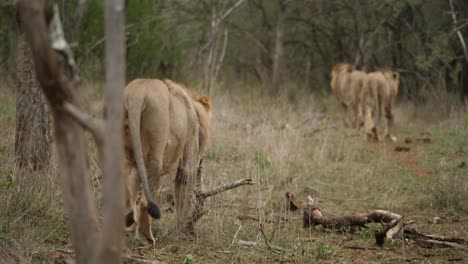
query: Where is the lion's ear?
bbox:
[393,72,400,80]
[197,96,212,111]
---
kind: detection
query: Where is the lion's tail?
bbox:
[126,91,161,219]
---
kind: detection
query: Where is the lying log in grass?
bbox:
[291,194,468,250]
[302,196,403,246]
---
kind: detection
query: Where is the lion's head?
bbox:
[330,63,355,94]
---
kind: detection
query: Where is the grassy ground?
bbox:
[0,82,467,263]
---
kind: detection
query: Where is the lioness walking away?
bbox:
[123,79,212,244]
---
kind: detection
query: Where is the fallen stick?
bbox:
[303,125,338,138]
[404,226,468,244]
[237,240,285,253]
[186,159,254,231]
[413,239,468,251]
[259,223,283,254]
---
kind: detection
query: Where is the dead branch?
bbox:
[237,240,285,253]
[413,239,468,251]
[236,214,290,224]
[404,226,468,245]
[198,178,254,199]
[302,196,403,246]
[292,194,466,249]
[123,256,166,264]
[259,223,283,254]
[285,192,302,211]
[449,0,468,63]
[303,125,337,138]
[186,159,254,231]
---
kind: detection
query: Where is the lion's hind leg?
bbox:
[174,144,197,230]
[135,193,156,245]
[384,106,397,142]
[174,165,192,230]
[341,103,351,128]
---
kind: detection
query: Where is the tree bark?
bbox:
[16,2,99,263]
[271,0,286,96]
[63,0,88,44]
[14,19,50,170]
[97,0,126,263]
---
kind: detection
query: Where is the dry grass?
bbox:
[0,81,467,263]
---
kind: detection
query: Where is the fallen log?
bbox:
[302,196,403,246]
[291,193,467,249]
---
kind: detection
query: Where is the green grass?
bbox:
[0,85,467,263]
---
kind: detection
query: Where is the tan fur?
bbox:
[123,79,212,244]
[361,68,400,142]
[330,63,367,128]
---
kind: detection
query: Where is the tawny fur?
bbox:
[123,79,212,244]
[360,68,400,142]
[330,63,367,128]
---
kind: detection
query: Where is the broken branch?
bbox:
[302,196,403,246]
[198,178,254,199]
[186,159,254,231]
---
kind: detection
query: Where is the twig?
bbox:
[237,240,285,253]
[342,245,379,251]
[303,125,337,138]
[259,223,283,254]
[122,256,165,264]
[414,239,468,251]
[198,179,254,199]
[404,226,468,244]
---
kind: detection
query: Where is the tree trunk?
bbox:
[97,0,126,263]
[15,24,50,170]
[461,61,468,101]
[63,0,88,44]
[304,55,311,91]
[17,2,100,263]
[271,0,286,96]
[202,21,219,95]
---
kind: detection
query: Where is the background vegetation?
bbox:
[0,0,467,263]
[1,0,468,101]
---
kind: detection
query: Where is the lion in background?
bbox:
[122,79,212,244]
[330,63,367,128]
[360,67,400,142]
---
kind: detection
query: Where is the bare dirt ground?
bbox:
[1,84,467,263]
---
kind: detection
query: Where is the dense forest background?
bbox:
[1,0,467,102]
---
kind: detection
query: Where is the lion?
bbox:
[122,78,212,244]
[360,67,400,142]
[330,63,367,128]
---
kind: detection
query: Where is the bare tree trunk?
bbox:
[16,2,99,263]
[304,55,311,90]
[213,29,228,84]
[202,0,247,94]
[18,1,127,263]
[15,21,50,170]
[63,0,88,43]
[202,16,219,95]
[97,0,126,263]
[271,0,286,96]
[449,0,468,100]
